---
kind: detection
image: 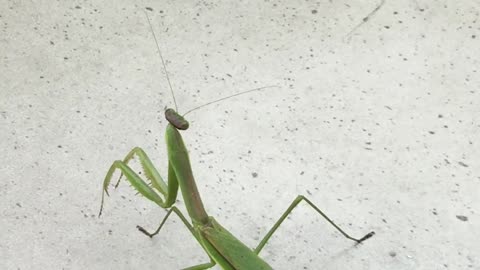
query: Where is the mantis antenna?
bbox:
[145,9,279,117]
[182,85,278,116]
[144,10,178,112]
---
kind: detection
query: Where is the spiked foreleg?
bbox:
[98,147,179,216]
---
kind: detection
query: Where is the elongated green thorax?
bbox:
[166,124,209,224]
[198,217,273,269]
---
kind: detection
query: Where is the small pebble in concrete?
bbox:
[456,215,468,222]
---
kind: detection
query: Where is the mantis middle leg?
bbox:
[137,206,217,270]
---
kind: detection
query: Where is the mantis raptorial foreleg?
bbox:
[254,195,375,254]
[115,147,167,193]
[98,147,179,216]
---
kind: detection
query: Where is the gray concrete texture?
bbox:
[0,0,478,269]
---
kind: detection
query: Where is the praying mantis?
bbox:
[98,11,375,270]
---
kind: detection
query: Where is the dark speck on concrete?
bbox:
[311,9,317,14]
[456,215,468,222]
[75,5,81,9]
[145,7,153,11]
[252,172,258,178]
[389,251,396,257]
[458,161,468,167]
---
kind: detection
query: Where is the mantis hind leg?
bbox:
[99,147,179,216]
[137,206,216,270]
[254,195,375,254]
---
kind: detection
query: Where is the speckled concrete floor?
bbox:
[1,1,478,269]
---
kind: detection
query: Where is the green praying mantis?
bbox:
[98,11,375,270]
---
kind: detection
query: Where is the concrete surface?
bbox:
[1,1,479,269]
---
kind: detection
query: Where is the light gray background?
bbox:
[1,0,478,269]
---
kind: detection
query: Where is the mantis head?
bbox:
[165,108,189,130]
